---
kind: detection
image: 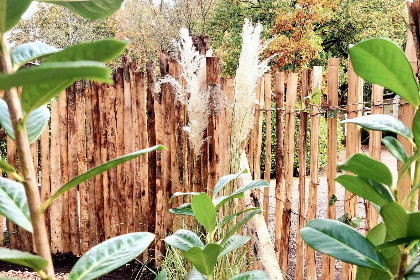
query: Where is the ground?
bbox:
[0,145,397,279]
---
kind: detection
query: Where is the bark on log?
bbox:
[239,152,284,280]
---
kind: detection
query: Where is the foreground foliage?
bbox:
[0,1,161,279]
[301,38,420,279]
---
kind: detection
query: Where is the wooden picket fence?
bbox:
[0,33,417,279]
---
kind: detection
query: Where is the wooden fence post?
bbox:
[295,69,310,280]
[253,77,264,185]
[322,58,340,279]
[343,57,364,279]
[366,84,383,230]
[280,72,298,272]
[263,73,272,224]
[274,72,285,256]
[40,118,51,244]
[207,57,221,194]
[7,136,19,249]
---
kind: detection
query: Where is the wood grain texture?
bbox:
[40,119,51,244]
[263,73,272,225]
[7,136,19,249]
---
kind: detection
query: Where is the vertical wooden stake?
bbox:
[295,69,310,280]
[274,72,285,256]
[254,77,264,185]
[263,73,272,225]
[7,136,19,249]
[280,72,298,272]
[322,58,340,280]
[40,119,51,244]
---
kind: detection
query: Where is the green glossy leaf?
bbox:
[0,178,32,232]
[0,61,110,91]
[341,115,413,143]
[221,209,261,245]
[169,203,194,216]
[169,192,200,203]
[69,232,154,280]
[338,153,393,187]
[214,179,269,209]
[0,159,16,173]
[405,254,420,279]
[217,207,260,228]
[414,110,420,146]
[41,0,124,19]
[44,145,166,210]
[398,149,420,185]
[0,0,32,32]
[213,168,248,198]
[380,203,420,241]
[349,38,419,107]
[356,223,399,280]
[184,244,221,277]
[0,248,47,272]
[11,42,60,69]
[164,229,204,251]
[186,268,205,280]
[229,271,269,280]
[155,270,168,280]
[335,175,393,207]
[382,136,409,164]
[218,235,250,259]
[0,99,50,144]
[191,193,216,233]
[376,237,420,250]
[301,219,389,271]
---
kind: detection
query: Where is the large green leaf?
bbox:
[213,179,269,209]
[69,232,154,280]
[229,271,269,280]
[0,248,47,272]
[0,98,50,144]
[191,193,216,233]
[184,244,222,277]
[301,219,389,271]
[0,61,110,91]
[380,203,420,242]
[335,175,393,207]
[169,203,194,216]
[218,235,250,259]
[164,229,204,251]
[356,223,399,280]
[0,178,32,232]
[44,145,166,210]
[213,168,248,198]
[381,136,409,164]
[338,153,392,187]
[221,209,261,245]
[405,254,420,279]
[0,0,32,32]
[0,159,16,173]
[414,110,420,146]
[40,0,124,19]
[186,268,205,280]
[341,115,413,143]
[11,42,60,69]
[349,38,419,107]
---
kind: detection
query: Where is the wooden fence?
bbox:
[0,35,417,279]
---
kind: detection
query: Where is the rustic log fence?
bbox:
[0,38,417,279]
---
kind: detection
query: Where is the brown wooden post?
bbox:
[40,119,51,244]
[343,57,364,280]
[84,83,98,246]
[254,77,264,184]
[58,91,71,252]
[263,73,272,224]
[322,58,340,279]
[280,73,298,272]
[50,101,62,253]
[274,72,285,256]
[295,69,310,280]
[366,84,383,230]
[123,59,135,233]
[146,61,157,258]
[67,85,81,255]
[207,57,221,194]
[7,136,19,249]
[92,82,104,243]
[75,82,89,253]
[115,69,126,234]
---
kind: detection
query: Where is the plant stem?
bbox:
[395,247,409,280]
[411,158,420,212]
[0,34,54,279]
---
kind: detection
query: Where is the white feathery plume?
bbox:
[232,18,272,149]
